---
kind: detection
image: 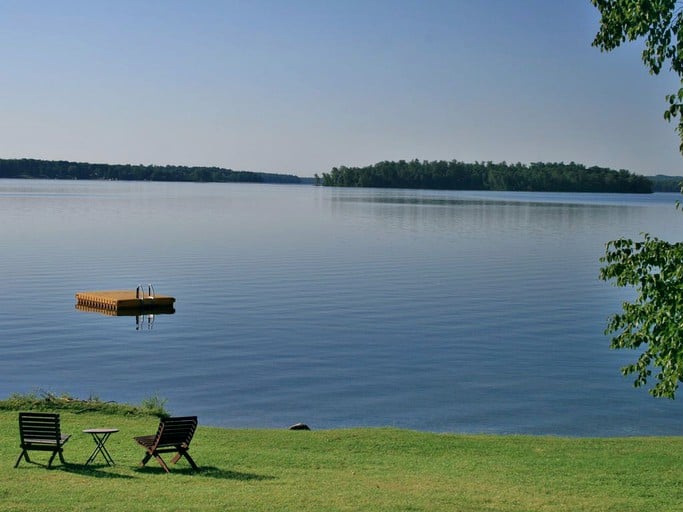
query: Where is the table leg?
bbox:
[85,432,115,466]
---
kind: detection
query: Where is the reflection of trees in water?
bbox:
[329,192,644,240]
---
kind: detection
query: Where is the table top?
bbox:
[82,428,119,434]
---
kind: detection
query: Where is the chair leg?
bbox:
[48,450,58,468]
[170,448,198,470]
[14,449,28,468]
[141,448,197,472]
[58,448,66,464]
[181,451,199,470]
[153,454,171,473]
[140,453,152,467]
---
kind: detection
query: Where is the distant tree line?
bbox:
[0,158,303,184]
[321,160,654,193]
[649,175,683,192]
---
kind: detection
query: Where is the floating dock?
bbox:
[75,289,175,313]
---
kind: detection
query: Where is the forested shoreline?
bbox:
[321,160,658,193]
[2,157,680,193]
[0,158,303,184]
[649,174,683,192]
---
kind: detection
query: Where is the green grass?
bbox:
[1,408,682,511]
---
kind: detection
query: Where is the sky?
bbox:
[1,0,681,177]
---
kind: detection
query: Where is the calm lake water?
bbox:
[2,179,683,436]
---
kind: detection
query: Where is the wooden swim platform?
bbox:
[75,288,175,313]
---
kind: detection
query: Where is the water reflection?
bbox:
[74,303,175,330]
[135,313,157,331]
[329,189,650,241]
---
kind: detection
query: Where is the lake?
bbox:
[2,179,683,436]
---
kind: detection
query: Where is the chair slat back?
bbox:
[19,412,61,442]
[155,416,197,447]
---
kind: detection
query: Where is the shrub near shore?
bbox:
[1,395,682,511]
[0,391,168,417]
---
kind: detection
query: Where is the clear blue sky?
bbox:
[1,0,681,176]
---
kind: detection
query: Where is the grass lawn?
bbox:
[1,409,682,511]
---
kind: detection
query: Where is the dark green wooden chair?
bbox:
[15,412,71,468]
[134,416,199,472]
